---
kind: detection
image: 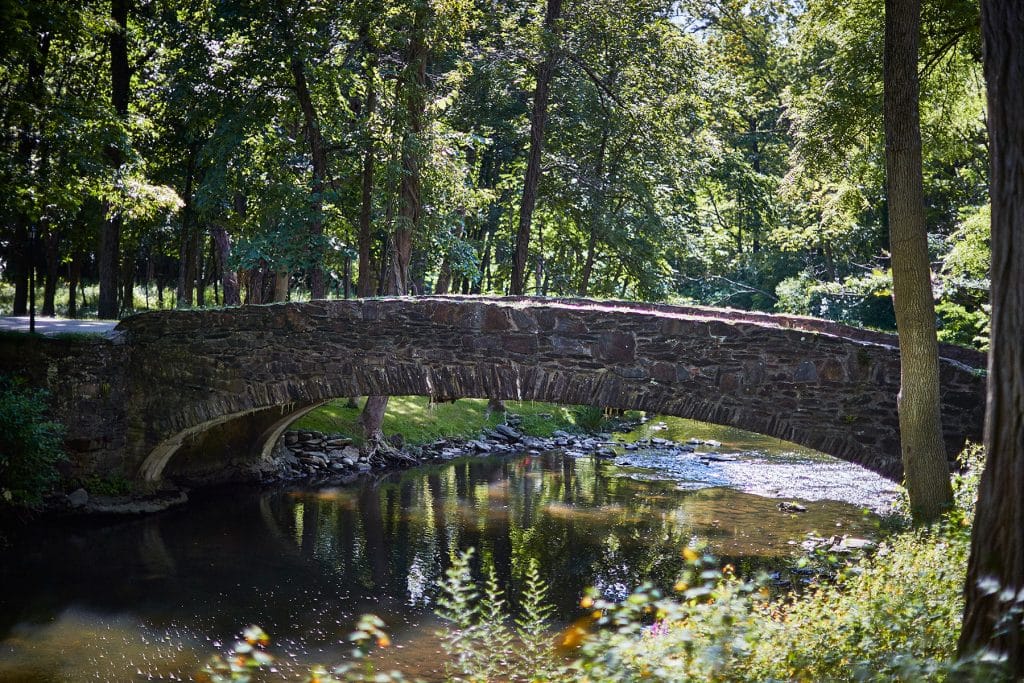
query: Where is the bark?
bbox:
[211,225,240,305]
[958,0,1024,671]
[290,55,328,300]
[272,270,290,302]
[511,0,562,295]
[99,0,130,319]
[882,0,952,524]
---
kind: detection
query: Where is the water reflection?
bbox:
[1,446,890,681]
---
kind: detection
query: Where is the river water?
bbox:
[0,417,901,681]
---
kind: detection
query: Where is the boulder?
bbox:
[67,488,89,508]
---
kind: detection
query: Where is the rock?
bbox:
[494,424,523,441]
[325,437,353,448]
[652,437,669,446]
[839,537,875,551]
[341,456,356,467]
[388,433,405,449]
[357,463,372,472]
[469,440,492,452]
[686,438,702,445]
[680,444,695,453]
[705,439,722,448]
[552,430,572,438]
[329,462,347,471]
[595,448,617,458]
[341,446,360,460]
[67,488,89,507]
[304,450,328,460]
[625,444,638,451]
[284,433,299,445]
[778,501,808,513]
[700,453,737,462]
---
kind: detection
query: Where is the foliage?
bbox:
[0,375,66,505]
[436,548,561,682]
[196,621,409,683]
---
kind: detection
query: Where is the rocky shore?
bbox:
[270,413,653,484]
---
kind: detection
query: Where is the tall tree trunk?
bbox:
[67,251,83,319]
[578,126,609,297]
[882,0,952,524]
[11,33,52,316]
[273,271,289,302]
[362,4,430,451]
[357,28,377,299]
[958,0,1024,671]
[194,232,205,307]
[211,225,240,305]
[176,148,198,307]
[121,245,135,314]
[99,0,130,319]
[388,2,428,297]
[42,228,59,317]
[290,55,328,300]
[511,0,562,295]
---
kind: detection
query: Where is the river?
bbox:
[0,416,901,681]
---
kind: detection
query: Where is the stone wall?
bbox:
[0,297,988,484]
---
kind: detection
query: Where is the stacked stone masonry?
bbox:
[0,296,986,484]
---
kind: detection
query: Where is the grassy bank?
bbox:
[291,396,613,445]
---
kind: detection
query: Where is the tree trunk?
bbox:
[290,55,328,300]
[578,125,609,297]
[511,0,562,295]
[67,252,83,319]
[211,225,240,305]
[958,0,1024,671]
[176,150,198,308]
[194,231,205,307]
[357,29,378,299]
[361,8,430,448]
[42,229,59,317]
[882,0,952,524]
[272,270,289,302]
[120,246,135,314]
[99,0,130,319]
[388,3,428,297]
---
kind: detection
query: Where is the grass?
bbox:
[291,396,609,445]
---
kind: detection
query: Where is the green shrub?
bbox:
[0,376,66,505]
[571,405,607,433]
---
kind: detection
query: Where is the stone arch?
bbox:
[94,297,986,485]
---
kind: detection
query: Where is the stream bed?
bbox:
[0,416,901,681]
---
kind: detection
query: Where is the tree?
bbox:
[98,0,130,319]
[511,0,562,295]
[882,0,952,524]
[958,0,1024,671]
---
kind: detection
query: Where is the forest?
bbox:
[0,0,990,349]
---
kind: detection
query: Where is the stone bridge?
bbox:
[1,296,986,485]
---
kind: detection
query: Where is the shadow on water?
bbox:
[0,420,900,682]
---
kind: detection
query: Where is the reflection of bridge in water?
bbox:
[0,296,985,483]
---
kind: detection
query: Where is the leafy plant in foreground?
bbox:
[0,375,66,506]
